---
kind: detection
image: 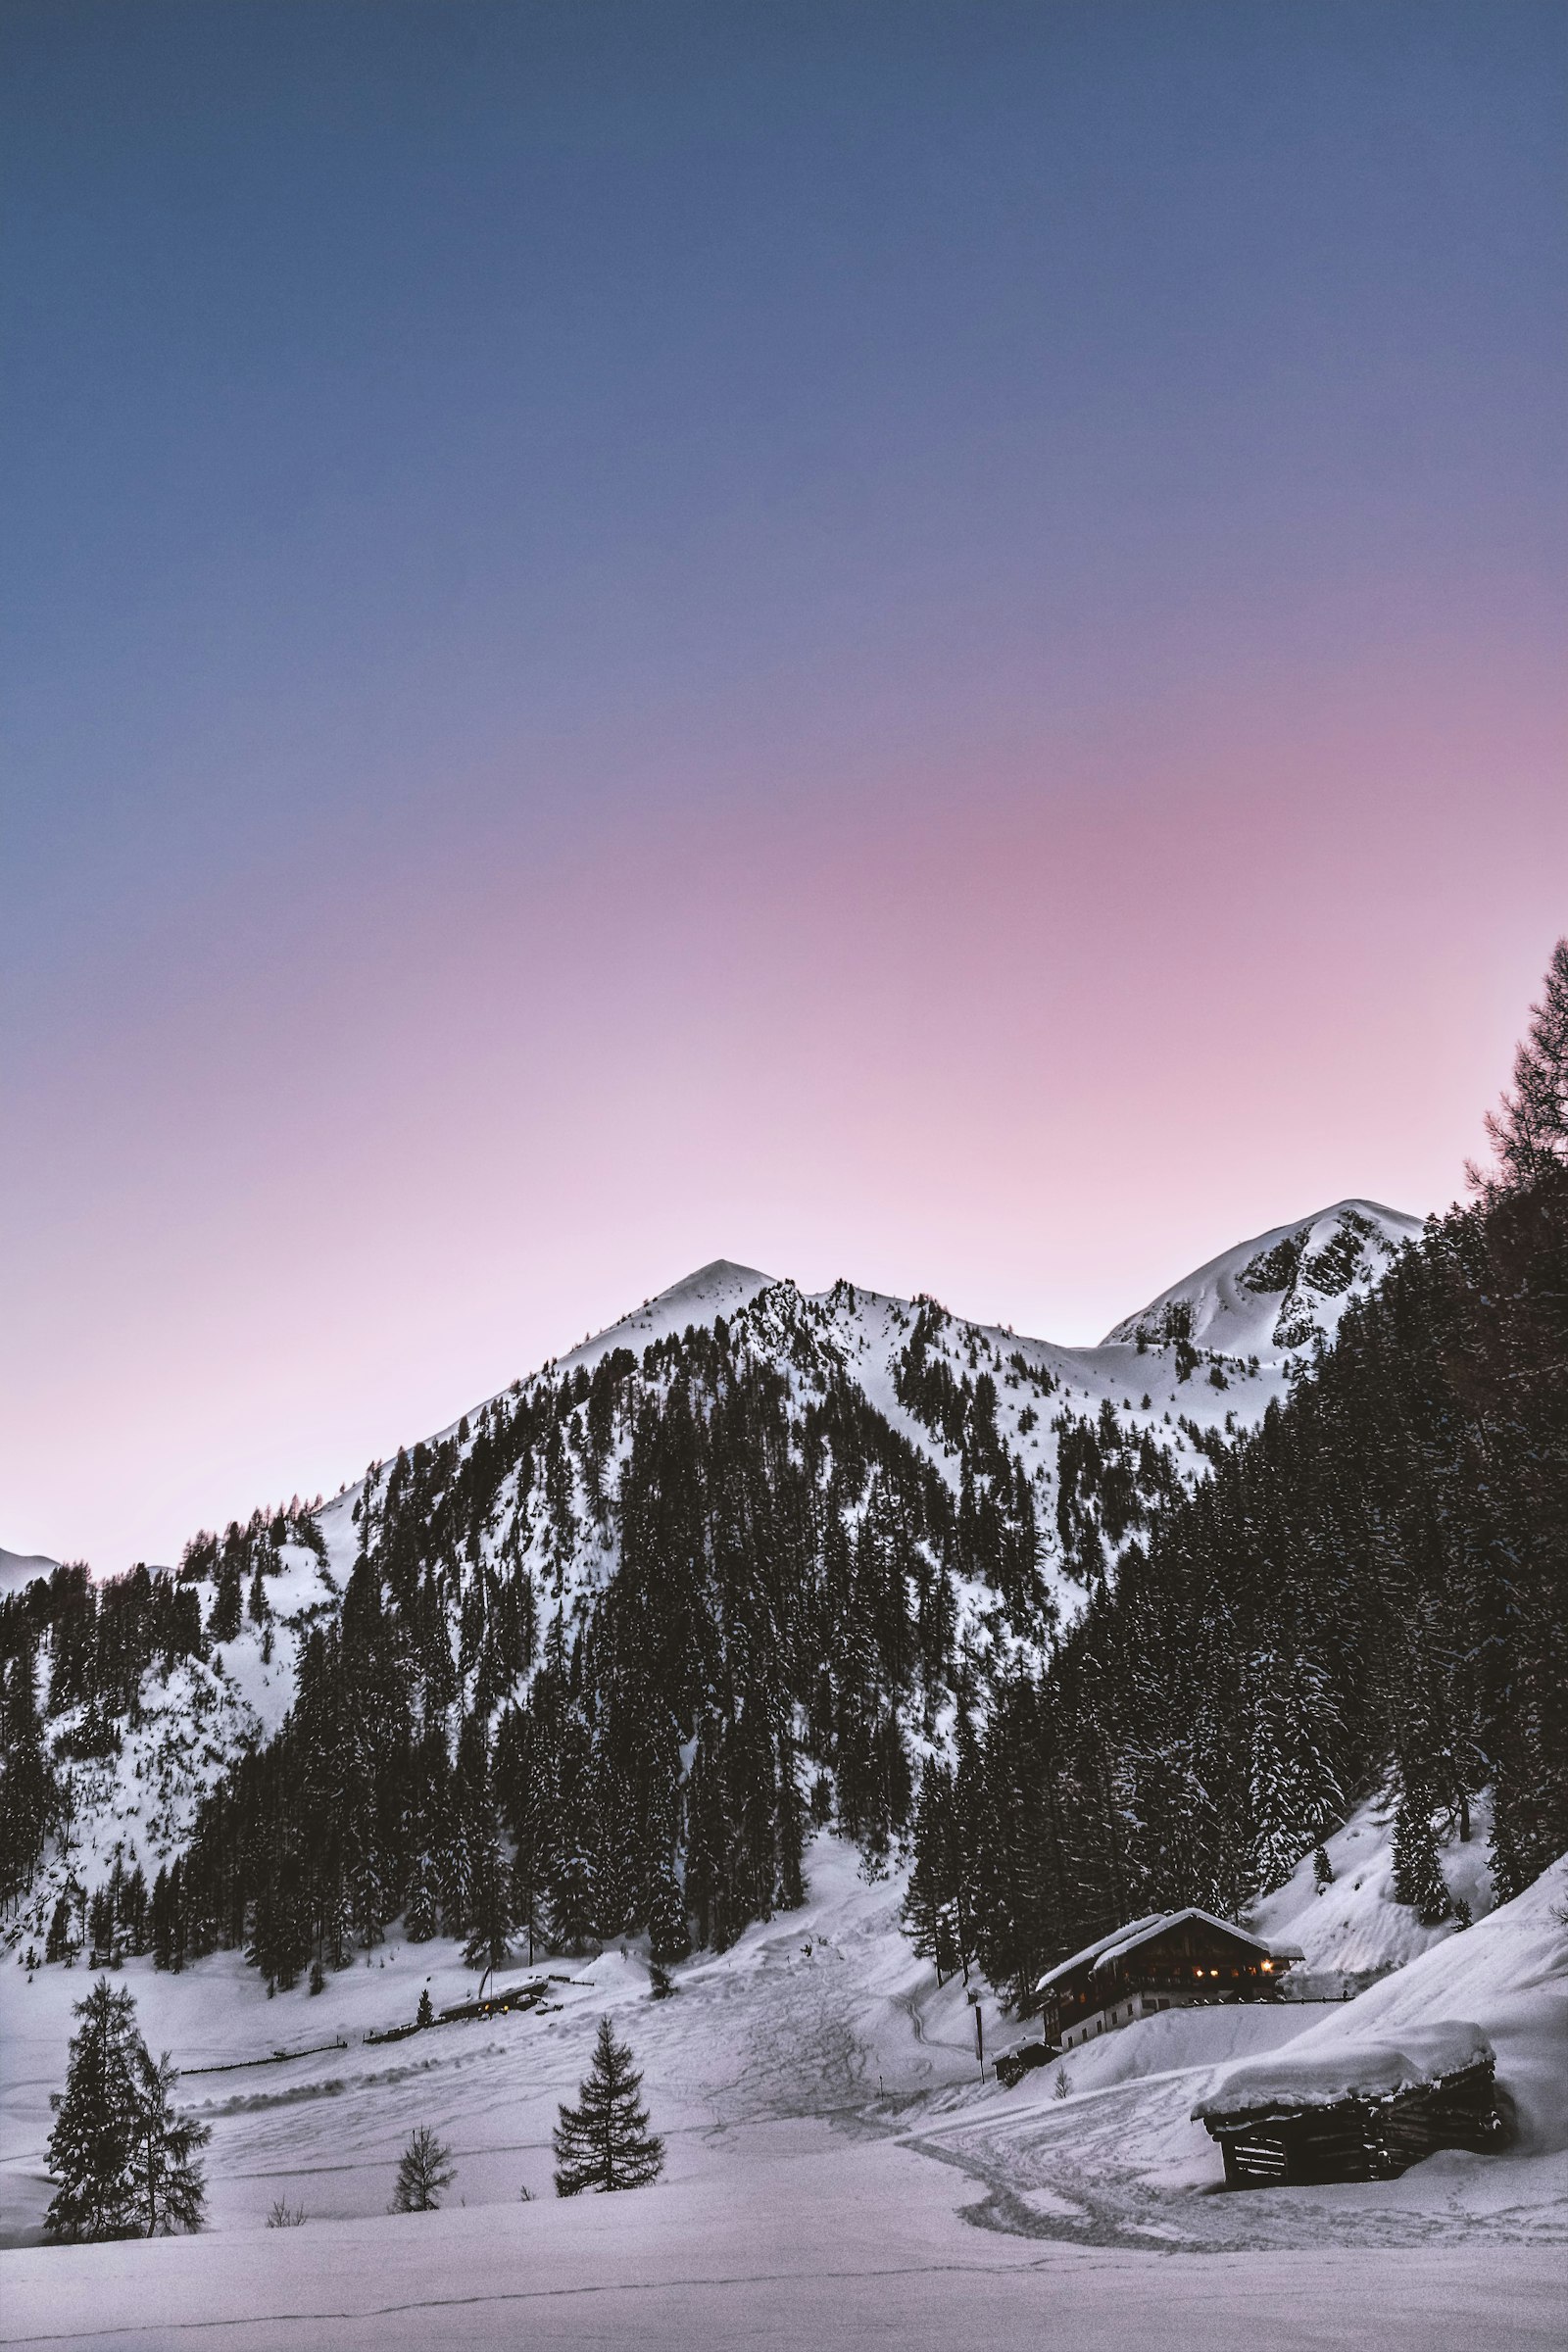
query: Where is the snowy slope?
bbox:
[0,1547,59,1597]
[10,1202,1425,1946]
[1250,1792,1498,1986]
[1104,1200,1422,1354]
[3,1831,1560,2338]
[1250,1855,1568,2155]
[906,1854,1568,2253]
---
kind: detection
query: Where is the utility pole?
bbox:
[968,1987,985,2082]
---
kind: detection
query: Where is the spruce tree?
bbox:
[130,2050,210,2235]
[403,1856,439,1943]
[1469,938,1568,1196]
[903,1759,963,1983]
[646,1866,691,1965]
[45,1979,145,2239]
[0,1647,54,1908]
[390,2125,456,2213]
[552,2016,664,2195]
[1391,1791,1451,1926]
[45,1980,205,2240]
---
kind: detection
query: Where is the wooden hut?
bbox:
[1193,2020,1508,2187]
[1036,1908,1300,2051]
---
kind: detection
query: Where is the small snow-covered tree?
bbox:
[390,2125,456,2213]
[553,2017,664,2196]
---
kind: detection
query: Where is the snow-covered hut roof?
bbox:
[1093,1907,1290,1971]
[1036,1914,1167,1992]
[1036,1906,1298,1993]
[1192,2020,1494,2122]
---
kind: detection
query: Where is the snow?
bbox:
[17,1203,1427,1932]
[0,1546,59,1595]
[1103,1200,1423,1355]
[1092,1907,1288,1976]
[1194,2022,1495,2118]
[1250,1791,1498,1984]
[3,1838,1564,2345]
[555,1257,778,1373]
[3,2155,1562,2352]
[1038,1914,1166,1988]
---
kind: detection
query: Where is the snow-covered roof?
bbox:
[1036,1907,1294,1992]
[1192,2020,1494,2121]
[1093,1908,1285,1972]
[1036,1914,1167,1991]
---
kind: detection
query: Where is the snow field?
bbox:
[3,2148,1563,2351]
[4,1835,1565,2352]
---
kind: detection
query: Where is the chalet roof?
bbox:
[1036,1906,1297,1993]
[1191,2020,1494,2121]
[1036,1914,1166,1991]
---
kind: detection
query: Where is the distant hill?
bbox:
[0,1547,59,1598]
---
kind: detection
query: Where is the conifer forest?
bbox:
[3,948,1565,2020]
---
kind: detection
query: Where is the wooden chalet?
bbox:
[1193,2021,1507,2187]
[1036,1908,1299,2050]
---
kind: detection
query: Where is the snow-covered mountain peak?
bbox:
[0,1546,60,1597]
[1102,1199,1423,1357]
[551,1257,778,1377]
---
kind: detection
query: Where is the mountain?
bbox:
[0,1547,60,1598]
[1103,1199,1423,1354]
[0,1200,1423,1969]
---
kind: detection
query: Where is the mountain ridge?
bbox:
[2,1198,1420,1965]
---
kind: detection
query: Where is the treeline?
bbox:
[0,1507,318,1913]
[149,1317,1055,1985]
[17,950,1565,2017]
[906,980,1568,2001]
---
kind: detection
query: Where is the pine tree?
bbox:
[403,1853,438,1943]
[903,1759,963,1984]
[44,1980,204,2240]
[646,1865,691,1965]
[463,1835,514,1971]
[1246,1651,1345,1895]
[390,2125,456,2213]
[130,2049,210,2235]
[416,1986,436,2029]
[1469,938,1568,1197]
[1391,1791,1451,1926]
[46,1892,76,1965]
[547,1838,597,1955]
[0,1647,54,1908]
[45,1979,146,2239]
[552,2016,664,2195]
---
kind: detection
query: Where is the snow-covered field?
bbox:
[4,1836,1564,2348]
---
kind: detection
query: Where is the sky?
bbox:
[2,0,1564,1571]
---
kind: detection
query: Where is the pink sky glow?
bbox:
[7,646,1562,1573]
